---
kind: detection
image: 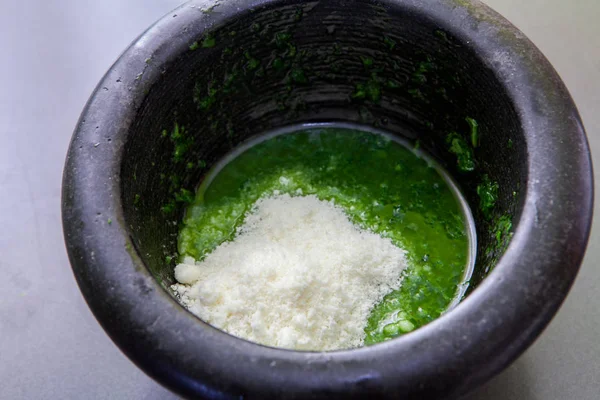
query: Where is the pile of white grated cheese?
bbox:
[171,194,408,351]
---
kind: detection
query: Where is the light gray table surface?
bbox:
[1,1,598,398]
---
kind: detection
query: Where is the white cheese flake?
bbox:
[172,194,407,351]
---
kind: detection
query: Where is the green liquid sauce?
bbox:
[179,125,474,345]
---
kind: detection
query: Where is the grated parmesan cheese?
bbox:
[171,194,408,351]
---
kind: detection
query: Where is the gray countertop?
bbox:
[1,1,598,398]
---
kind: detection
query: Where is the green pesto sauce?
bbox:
[178,125,473,345]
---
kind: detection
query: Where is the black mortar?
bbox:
[62,0,593,398]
